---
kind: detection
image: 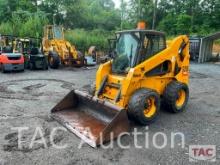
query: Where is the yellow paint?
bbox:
[144,97,156,118]
[176,89,186,108]
[95,35,190,109]
[166,40,172,47]
[42,25,82,65]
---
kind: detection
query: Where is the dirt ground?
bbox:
[0,64,220,165]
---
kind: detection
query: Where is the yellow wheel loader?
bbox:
[51,24,190,147]
[42,25,85,69]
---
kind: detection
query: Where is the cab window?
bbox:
[141,34,166,62]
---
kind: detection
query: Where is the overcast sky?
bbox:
[112,0,120,8]
[112,0,129,8]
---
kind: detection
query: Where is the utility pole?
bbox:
[53,14,56,26]
[34,0,38,12]
[138,0,141,20]
[121,0,124,30]
[152,0,158,29]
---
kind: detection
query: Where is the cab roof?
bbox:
[116,29,165,36]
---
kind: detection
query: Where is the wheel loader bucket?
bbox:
[51,90,130,147]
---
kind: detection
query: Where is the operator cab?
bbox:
[0,35,13,54]
[44,25,64,40]
[111,30,166,74]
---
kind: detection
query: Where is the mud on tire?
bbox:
[128,88,160,125]
[163,81,189,113]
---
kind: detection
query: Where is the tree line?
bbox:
[0,0,219,49]
[124,0,220,35]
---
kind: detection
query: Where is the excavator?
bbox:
[51,22,190,147]
[42,25,85,69]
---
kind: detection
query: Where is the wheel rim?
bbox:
[143,97,156,118]
[176,89,186,108]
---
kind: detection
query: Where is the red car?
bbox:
[0,46,24,73]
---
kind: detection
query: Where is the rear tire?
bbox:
[128,88,160,125]
[163,81,189,113]
[43,59,48,70]
[29,63,34,70]
[77,51,85,67]
[1,64,6,73]
[48,52,60,69]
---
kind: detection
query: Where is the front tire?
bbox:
[48,52,60,69]
[128,88,160,125]
[43,59,48,70]
[163,81,189,113]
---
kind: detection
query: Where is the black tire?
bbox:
[29,63,34,70]
[48,52,60,69]
[163,81,189,113]
[84,58,88,66]
[43,59,48,70]
[128,88,160,125]
[20,66,25,72]
[77,51,85,66]
[25,61,29,69]
[1,64,6,73]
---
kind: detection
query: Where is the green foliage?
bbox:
[158,14,177,35]
[127,0,154,28]
[0,22,13,35]
[38,0,120,31]
[176,14,192,34]
[157,0,220,35]
[19,13,48,38]
[11,13,23,36]
[0,12,48,38]
[0,0,219,48]
[65,29,113,51]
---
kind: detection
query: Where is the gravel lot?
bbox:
[0,63,220,165]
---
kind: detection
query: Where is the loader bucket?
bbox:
[51,90,130,147]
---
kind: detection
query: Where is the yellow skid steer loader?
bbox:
[51,23,190,147]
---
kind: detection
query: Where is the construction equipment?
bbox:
[0,35,24,73]
[85,39,116,65]
[96,39,116,64]
[42,25,85,69]
[85,46,97,66]
[18,38,48,70]
[51,23,190,147]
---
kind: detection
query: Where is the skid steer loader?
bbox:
[42,25,85,69]
[51,23,190,147]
